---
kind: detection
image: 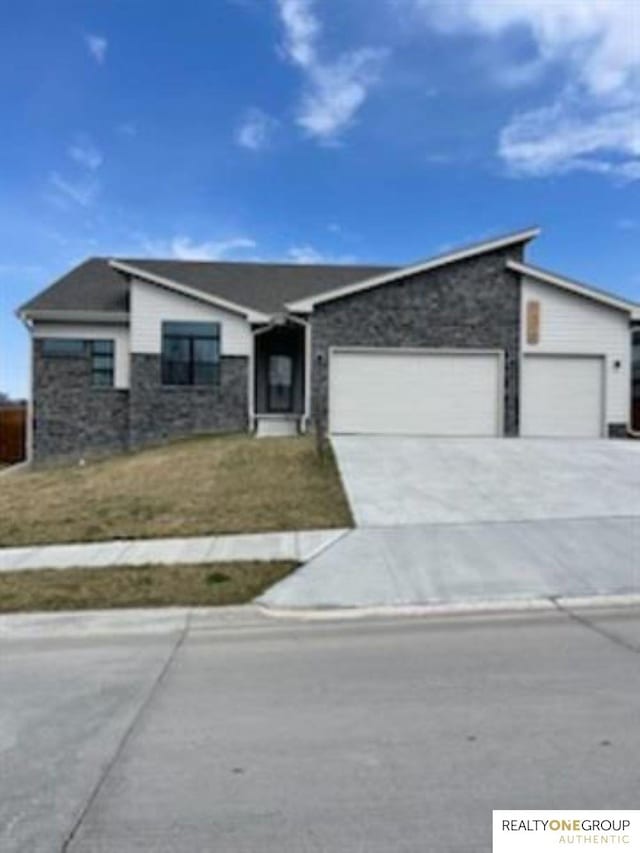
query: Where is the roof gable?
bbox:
[284,227,541,312]
[508,260,638,314]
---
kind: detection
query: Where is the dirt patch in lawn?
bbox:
[0,434,352,546]
[0,561,296,613]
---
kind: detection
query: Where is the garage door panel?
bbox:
[521,355,603,438]
[330,350,501,436]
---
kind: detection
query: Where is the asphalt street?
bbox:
[1,606,639,852]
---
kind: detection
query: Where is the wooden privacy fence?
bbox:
[0,404,26,464]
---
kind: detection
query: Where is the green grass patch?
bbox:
[0,561,296,613]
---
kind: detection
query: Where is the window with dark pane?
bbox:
[161,322,220,386]
[41,338,85,357]
[91,340,115,387]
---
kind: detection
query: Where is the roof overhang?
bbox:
[109,260,270,324]
[507,260,637,314]
[284,226,541,313]
[17,309,130,325]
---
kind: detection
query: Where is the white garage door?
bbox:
[521,355,604,438]
[329,348,502,436]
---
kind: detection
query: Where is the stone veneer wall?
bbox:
[32,340,129,462]
[128,354,248,448]
[309,245,524,436]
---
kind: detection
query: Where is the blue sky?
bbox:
[1,0,639,398]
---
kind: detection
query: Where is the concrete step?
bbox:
[255,415,300,438]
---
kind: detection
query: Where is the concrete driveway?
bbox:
[332,437,640,527]
[261,438,640,608]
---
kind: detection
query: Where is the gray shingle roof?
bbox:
[20,257,395,318]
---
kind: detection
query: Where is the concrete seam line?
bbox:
[353,513,640,533]
[300,528,352,564]
[549,597,640,656]
[59,612,192,852]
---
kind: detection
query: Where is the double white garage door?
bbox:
[329,348,604,438]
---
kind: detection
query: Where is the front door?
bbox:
[268,354,293,412]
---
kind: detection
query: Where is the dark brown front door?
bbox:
[268,354,293,412]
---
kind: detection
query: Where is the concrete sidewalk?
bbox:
[0,528,348,572]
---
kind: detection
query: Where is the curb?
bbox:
[258,593,640,622]
[1,594,639,639]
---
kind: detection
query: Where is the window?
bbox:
[91,340,115,387]
[41,338,85,357]
[633,330,640,403]
[161,322,220,386]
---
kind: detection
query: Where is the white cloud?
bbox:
[236,108,278,150]
[276,0,387,142]
[85,34,108,64]
[499,96,640,180]
[68,138,103,170]
[140,236,257,261]
[410,0,640,181]
[48,172,99,207]
[286,244,354,264]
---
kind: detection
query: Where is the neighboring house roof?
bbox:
[284,226,541,312]
[508,260,639,314]
[19,257,395,320]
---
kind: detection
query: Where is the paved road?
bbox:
[1,606,639,852]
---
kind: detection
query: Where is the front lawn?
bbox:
[0,561,296,612]
[0,435,352,546]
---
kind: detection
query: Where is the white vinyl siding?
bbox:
[521,356,604,437]
[130,279,252,356]
[329,348,502,436]
[32,323,130,389]
[521,276,630,425]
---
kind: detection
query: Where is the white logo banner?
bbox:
[493,811,640,852]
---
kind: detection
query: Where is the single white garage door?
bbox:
[329,348,502,436]
[521,355,604,438]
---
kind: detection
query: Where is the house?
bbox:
[17,227,639,463]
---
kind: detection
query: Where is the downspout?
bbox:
[17,311,34,464]
[248,326,257,434]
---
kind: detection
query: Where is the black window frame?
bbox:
[90,340,115,388]
[161,321,221,386]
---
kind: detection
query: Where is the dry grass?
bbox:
[0,561,296,613]
[0,435,352,547]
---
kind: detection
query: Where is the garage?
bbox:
[521,355,604,438]
[329,348,503,436]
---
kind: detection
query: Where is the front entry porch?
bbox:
[253,321,307,437]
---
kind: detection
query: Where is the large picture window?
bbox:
[161,322,220,386]
[91,340,115,387]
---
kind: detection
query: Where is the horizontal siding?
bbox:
[521,277,631,424]
[130,279,251,356]
[32,322,130,389]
